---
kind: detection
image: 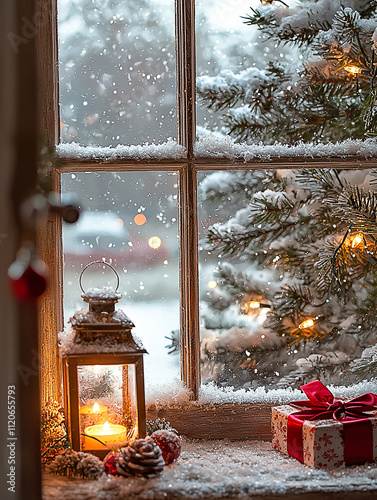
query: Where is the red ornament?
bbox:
[8,256,48,302]
[150,430,181,465]
[103,451,122,476]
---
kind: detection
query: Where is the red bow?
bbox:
[287,380,377,465]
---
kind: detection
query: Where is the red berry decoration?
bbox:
[103,451,122,476]
[8,257,48,302]
[150,430,181,465]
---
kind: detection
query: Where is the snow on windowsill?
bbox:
[56,136,377,163]
[144,379,377,408]
[42,438,377,499]
[56,139,186,162]
[194,135,377,162]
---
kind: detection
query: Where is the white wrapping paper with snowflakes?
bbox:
[271,380,377,468]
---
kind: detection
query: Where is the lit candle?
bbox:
[80,402,109,428]
[83,421,129,450]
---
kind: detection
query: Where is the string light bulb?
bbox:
[344,65,362,75]
[245,300,261,309]
[243,301,271,314]
[351,233,363,248]
[298,318,315,329]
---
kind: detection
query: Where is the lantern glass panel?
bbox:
[78,363,138,452]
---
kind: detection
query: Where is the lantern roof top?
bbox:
[65,285,146,351]
[82,286,122,305]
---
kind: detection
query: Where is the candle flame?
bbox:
[103,421,110,434]
[299,318,315,329]
[92,402,100,413]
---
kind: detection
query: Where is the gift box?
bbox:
[271,380,377,468]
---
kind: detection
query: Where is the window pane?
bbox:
[196,1,375,143]
[58,0,176,146]
[198,168,377,391]
[61,171,180,389]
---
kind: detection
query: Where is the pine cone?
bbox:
[117,437,165,477]
[146,418,178,436]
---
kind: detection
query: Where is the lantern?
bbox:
[62,262,147,458]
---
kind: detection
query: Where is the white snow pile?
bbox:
[259,0,367,36]
[43,438,377,499]
[56,139,186,162]
[196,379,377,405]
[194,135,377,161]
[197,67,270,100]
[83,287,122,301]
[58,325,145,356]
[57,135,377,163]
[253,190,290,209]
[145,378,191,407]
[201,325,280,354]
[144,377,377,407]
[69,309,133,328]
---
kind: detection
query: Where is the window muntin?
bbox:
[61,171,180,388]
[58,0,176,146]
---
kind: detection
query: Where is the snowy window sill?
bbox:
[56,136,377,163]
[144,380,377,407]
[42,438,377,500]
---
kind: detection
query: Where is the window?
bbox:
[61,171,181,390]
[38,0,377,433]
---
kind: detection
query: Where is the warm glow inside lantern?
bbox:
[62,263,147,458]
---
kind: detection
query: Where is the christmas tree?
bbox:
[193,1,377,390]
[197,0,377,144]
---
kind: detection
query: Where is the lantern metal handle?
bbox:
[79,260,120,293]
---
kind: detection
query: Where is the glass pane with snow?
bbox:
[198,168,377,392]
[58,0,176,146]
[61,171,180,393]
[196,1,376,144]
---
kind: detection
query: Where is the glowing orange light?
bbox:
[134,214,147,226]
[148,236,162,249]
[92,403,100,413]
[344,66,362,75]
[207,280,218,289]
[351,233,363,248]
[245,301,261,309]
[299,318,315,329]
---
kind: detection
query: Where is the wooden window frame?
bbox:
[37,0,377,441]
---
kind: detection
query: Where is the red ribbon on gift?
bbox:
[287,380,377,464]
